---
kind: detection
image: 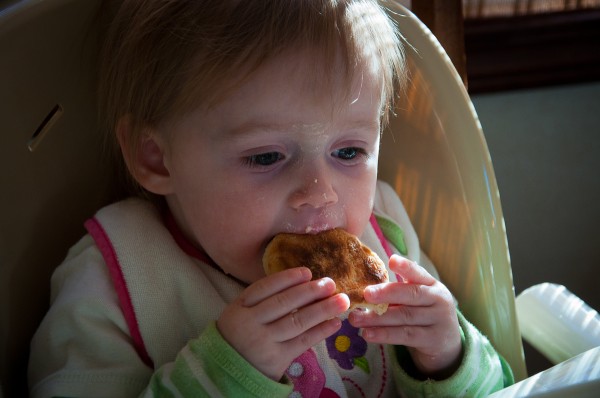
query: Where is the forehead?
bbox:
[166,48,385,140]
[215,47,384,117]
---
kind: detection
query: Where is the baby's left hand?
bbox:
[348,254,462,379]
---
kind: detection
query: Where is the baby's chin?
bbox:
[214,253,264,286]
[236,258,267,285]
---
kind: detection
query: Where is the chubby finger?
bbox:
[349,304,436,328]
[271,293,350,342]
[389,255,436,285]
[283,317,344,359]
[241,267,312,307]
[257,277,340,324]
[363,281,437,307]
[360,324,434,347]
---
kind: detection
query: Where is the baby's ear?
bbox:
[116,116,173,195]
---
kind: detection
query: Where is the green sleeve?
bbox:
[142,322,293,397]
[391,310,514,397]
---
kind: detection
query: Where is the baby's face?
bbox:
[159,49,383,284]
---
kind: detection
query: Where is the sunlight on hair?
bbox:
[346,1,404,120]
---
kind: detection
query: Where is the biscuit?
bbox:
[263,229,389,314]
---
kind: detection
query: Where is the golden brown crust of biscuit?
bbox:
[263,229,389,314]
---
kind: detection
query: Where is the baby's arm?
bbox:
[141,322,294,397]
[28,237,347,397]
[349,255,462,378]
[140,267,349,397]
[348,254,513,396]
[217,267,349,380]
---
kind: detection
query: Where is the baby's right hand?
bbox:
[216,267,349,381]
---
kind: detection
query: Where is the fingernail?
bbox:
[364,286,378,299]
[349,313,363,327]
[317,277,333,288]
[329,317,342,330]
[362,329,373,340]
[300,267,312,279]
[338,294,350,312]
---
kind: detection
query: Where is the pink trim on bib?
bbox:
[85,217,154,369]
[163,210,216,267]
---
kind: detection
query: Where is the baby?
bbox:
[29,1,513,397]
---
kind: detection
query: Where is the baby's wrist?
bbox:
[409,342,463,380]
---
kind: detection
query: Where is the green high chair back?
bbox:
[0,1,526,396]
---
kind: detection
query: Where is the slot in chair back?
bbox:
[0,0,113,396]
[0,1,526,396]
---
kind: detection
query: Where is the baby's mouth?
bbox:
[265,216,345,252]
[302,224,331,234]
[281,223,334,236]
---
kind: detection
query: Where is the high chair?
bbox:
[1,1,598,397]
[379,0,527,381]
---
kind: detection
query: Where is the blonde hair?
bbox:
[99,0,405,189]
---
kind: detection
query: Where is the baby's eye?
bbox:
[244,152,284,168]
[332,147,367,161]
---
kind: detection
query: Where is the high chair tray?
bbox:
[488,346,600,397]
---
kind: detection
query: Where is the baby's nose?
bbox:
[288,175,338,210]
